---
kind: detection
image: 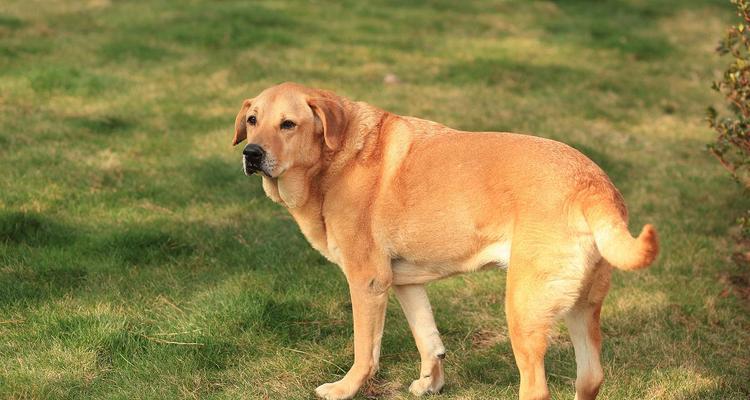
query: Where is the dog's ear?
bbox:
[232,99,252,146]
[308,97,348,151]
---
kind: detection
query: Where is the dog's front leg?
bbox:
[394,284,445,395]
[315,259,392,400]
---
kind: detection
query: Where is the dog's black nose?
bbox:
[243,144,265,165]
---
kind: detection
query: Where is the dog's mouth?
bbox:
[243,156,261,176]
[243,156,274,178]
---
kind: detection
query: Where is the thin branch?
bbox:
[140,334,204,346]
[151,329,202,337]
[289,319,345,325]
[711,148,750,188]
[156,295,185,314]
[711,147,739,175]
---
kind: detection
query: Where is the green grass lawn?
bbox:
[1,0,749,399]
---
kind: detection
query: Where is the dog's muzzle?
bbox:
[242,144,265,176]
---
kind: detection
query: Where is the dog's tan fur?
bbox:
[232,82,659,400]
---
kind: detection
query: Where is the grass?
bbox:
[1,0,749,399]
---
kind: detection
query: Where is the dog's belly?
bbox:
[391,241,511,285]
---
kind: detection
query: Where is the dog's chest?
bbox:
[287,204,334,262]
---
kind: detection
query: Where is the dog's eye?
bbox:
[280,120,296,130]
[247,115,257,125]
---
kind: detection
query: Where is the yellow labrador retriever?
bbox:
[232,82,658,400]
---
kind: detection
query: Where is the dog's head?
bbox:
[232,82,348,178]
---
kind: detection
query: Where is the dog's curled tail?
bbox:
[583,197,659,271]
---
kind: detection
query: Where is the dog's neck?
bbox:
[319,100,388,186]
[272,100,387,208]
[263,100,388,261]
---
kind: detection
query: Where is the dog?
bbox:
[232,82,658,400]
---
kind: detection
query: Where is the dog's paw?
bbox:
[315,380,357,400]
[408,374,444,396]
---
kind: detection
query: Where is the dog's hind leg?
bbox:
[393,284,446,396]
[564,261,611,400]
[506,244,580,400]
[506,277,552,399]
